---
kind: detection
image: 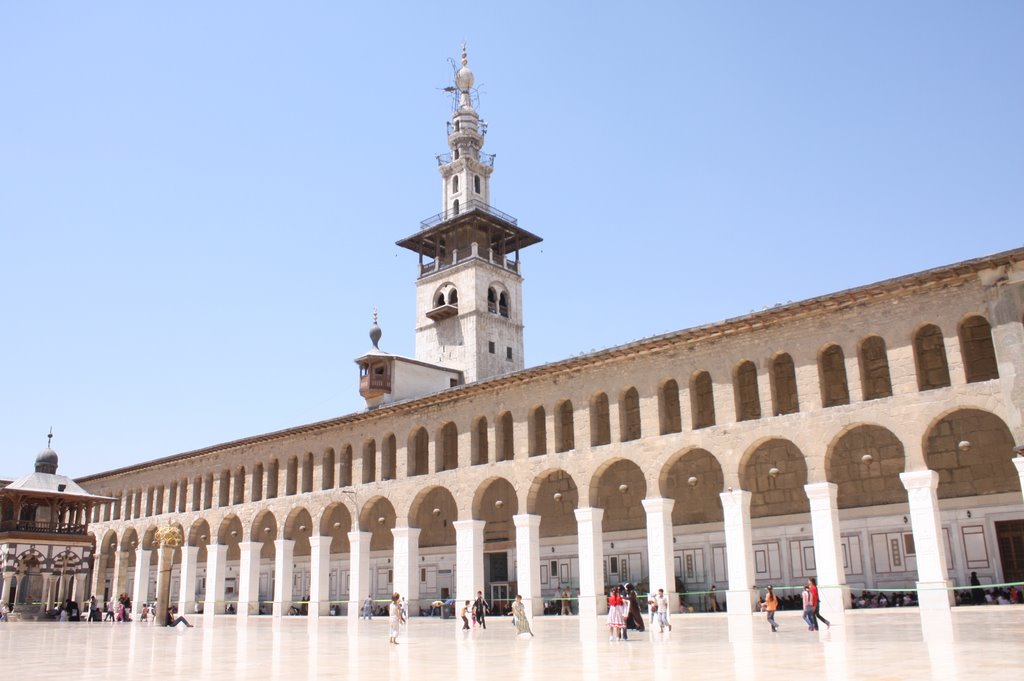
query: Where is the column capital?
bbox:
[512,513,541,529]
[1012,456,1024,476]
[574,506,604,524]
[274,538,295,549]
[391,526,422,541]
[900,469,939,491]
[719,488,752,511]
[641,497,675,515]
[237,541,263,551]
[804,481,839,505]
[347,530,371,544]
[453,518,486,531]
[307,535,327,549]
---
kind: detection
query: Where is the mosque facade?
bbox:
[29,51,1024,619]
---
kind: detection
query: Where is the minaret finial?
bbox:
[461,42,468,67]
[47,427,53,448]
[370,308,382,350]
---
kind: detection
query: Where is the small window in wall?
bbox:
[506,346,513,360]
[487,288,497,313]
[454,149,460,160]
[448,289,458,305]
[489,341,495,354]
[452,175,459,194]
[436,293,446,307]
[453,199,460,215]
[454,120,461,131]
[498,292,509,318]
[450,378,458,387]
[474,175,481,193]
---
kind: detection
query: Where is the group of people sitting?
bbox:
[851,591,917,608]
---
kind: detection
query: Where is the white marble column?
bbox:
[642,497,676,613]
[204,543,228,615]
[89,556,105,600]
[1014,456,1024,505]
[309,536,330,617]
[900,470,953,609]
[272,538,295,617]
[805,482,849,617]
[392,526,421,615]
[74,574,87,603]
[575,507,607,618]
[720,489,756,614]
[0,571,11,607]
[237,541,262,616]
[111,550,128,603]
[513,514,542,616]
[454,519,485,606]
[347,531,370,620]
[131,547,151,616]
[177,544,199,615]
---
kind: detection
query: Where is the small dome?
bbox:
[35,447,59,473]
[455,65,474,91]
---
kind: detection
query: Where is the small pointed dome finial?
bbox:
[47,426,53,448]
[455,43,474,92]
[369,308,382,350]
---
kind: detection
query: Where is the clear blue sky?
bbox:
[1,2,1021,479]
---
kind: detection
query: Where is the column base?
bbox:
[915,581,954,610]
[726,589,756,614]
[577,594,608,618]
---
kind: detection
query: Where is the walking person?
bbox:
[560,589,571,616]
[472,591,489,630]
[652,588,671,633]
[460,600,471,630]
[0,600,9,622]
[623,583,645,637]
[606,586,626,641]
[801,585,815,630]
[762,585,779,632]
[387,593,405,644]
[809,577,830,630]
[362,595,373,620]
[510,595,533,637]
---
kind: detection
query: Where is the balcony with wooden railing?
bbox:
[0,519,88,536]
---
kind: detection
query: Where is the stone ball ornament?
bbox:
[768,467,780,479]
[861,453,874,466]
[958,440,971,452]
[687,476,699,487]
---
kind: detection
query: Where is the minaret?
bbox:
[396,46,542,383]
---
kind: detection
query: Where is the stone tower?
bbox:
[397,47,542,384]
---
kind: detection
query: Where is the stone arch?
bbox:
[217,515,243,561]
[914,323,951,391]
[770,353,799,415]
[690,370,715,429]
[471,416,489,465]
[286,456,298,496]
[251,462,264,502]
[120,527,139,553]
[620,386,641,442]
[359,496,397,551]
[858,335,892,400]
[472,477,518,543]
[590,459,647,532]
[381,434,397,480]
[733,360,761,422]
[496,411,514,462]
[590,392,611,446]
[527,469,579,538]
[528,406,547,456]
[408,486,458,548]
[659,448,725,525]
[924,408,1018,498]
[362,438,377,484]
[233,465,246,505]
[819,344,850,408]
[959,315,999,383]
[318,502,353,555]
[437,422,458,471]
[188,518,211,567]
[825,425,906,509]
[283,507,314,557]
[339,445,353,487]
[658,379,682,435]
[408,427,429,477]
[321,447,335,490]
[555,400,575,453]
[251,510,279,561]
[739,438,809,518]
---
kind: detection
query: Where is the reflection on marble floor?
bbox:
[2,608,1022,680]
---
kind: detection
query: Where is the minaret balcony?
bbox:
[426,303,459,321]
[436,151,495,167]
[359,374,392,398]
[419,198,516,230]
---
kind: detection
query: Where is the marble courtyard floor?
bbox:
[3,607,1022,680]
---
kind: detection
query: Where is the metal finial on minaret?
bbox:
[369,308,382,350]
[461,42,468,66]
[47,427,53,448]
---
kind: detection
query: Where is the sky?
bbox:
[1,2,1021,480]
